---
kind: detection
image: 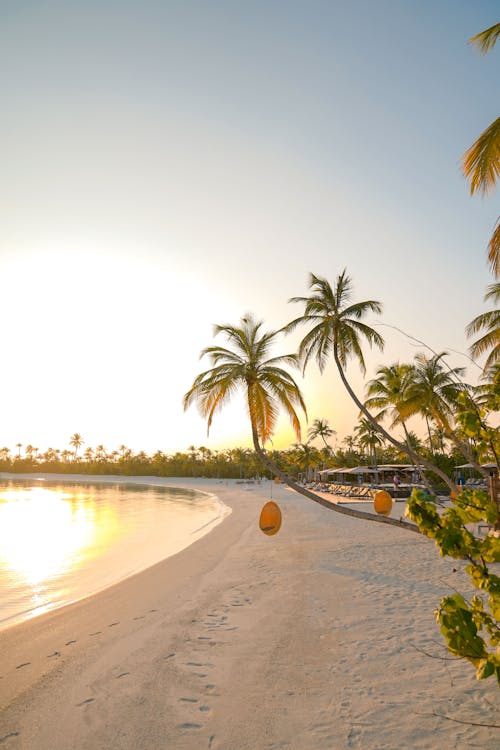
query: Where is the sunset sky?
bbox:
[1,0,498,456]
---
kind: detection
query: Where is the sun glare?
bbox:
[0,488,99,588]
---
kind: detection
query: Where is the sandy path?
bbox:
[0,477,498,749]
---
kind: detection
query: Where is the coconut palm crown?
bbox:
[286,270,384,375]
[466,282,500,370]
[183,314,307,446]
[463,22,500,276]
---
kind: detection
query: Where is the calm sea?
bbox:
[0,478,229,631]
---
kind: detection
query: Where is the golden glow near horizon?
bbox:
[1,3,495,457]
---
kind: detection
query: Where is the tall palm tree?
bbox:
[184,312,419,531]
[466,282,500,370]
[463,22,500,276]
[410,352,486,470]
[286,271,457,492]
[69,433,84,460]
[307,418,336,453]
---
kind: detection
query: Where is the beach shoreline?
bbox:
[0,476,498,749]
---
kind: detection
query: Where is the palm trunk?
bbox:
[332,345,458,493]
[401,421,435,495]
[435,410,489,478]
[249,422,420,534]
[425,416,434,455]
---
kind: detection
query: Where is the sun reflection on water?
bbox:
[0,486,120,618]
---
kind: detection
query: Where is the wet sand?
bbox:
[0,477,498,749]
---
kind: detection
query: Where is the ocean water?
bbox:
[0,478,228,631]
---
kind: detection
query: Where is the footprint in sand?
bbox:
[16,662,30,669]
[89,631,102,636]
[108,622,119,627]
[65,640,77,645]
[179,697,198,703]
[47,651,60,658]
[116,672,129,679]
[163,653,175,660]
[0,733,20,745]
[76,698,95,707]
[179,722,202,730]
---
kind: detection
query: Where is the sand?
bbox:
[0,477,498,749]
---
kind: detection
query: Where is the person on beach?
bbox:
[393,473,400,491]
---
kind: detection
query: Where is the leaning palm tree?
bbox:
[184,312,419,530]
[466,282,500,370]
[463,22,500,276]
[286,271,457,492]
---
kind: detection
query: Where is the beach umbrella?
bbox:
[373,490,392,517]
[259,501,282,535]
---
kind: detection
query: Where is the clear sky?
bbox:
[1,0,498,456]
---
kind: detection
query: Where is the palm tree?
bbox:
[307,418,336,453]
[462,22,500,276]
[184,314,306,450]
[410,352,483,466]
[15,443,22,458]
[354,418,384,470]
[69,433,84,460]
[291,441,321,479]
[365,362,418,449]
[286,271,457,492]
[184,311,420,531]
[466,282,500,370]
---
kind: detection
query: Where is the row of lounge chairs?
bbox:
[305,482,375,499]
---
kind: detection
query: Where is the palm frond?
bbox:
[463,117,500,195]
[469,23,500,54]
[487,218,500,276]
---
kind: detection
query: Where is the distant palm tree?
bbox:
[365,363,418,449]
[119,444,129,459]
[69,433,84,460]
[462,22,500,276]
[466,282,500,370]
[15,443,22,458]
[83,447,94,462]
[95,445,106,462]
[286,271,456,492]
[354,418,383,470]
[307,418,336,453]
[0,447,11,461]
[411,352,478,461]
[184,312,420,531]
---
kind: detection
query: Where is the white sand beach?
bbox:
[0,477,498,749]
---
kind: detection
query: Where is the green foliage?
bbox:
[407,488,500,685]
[455,389,500,465]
